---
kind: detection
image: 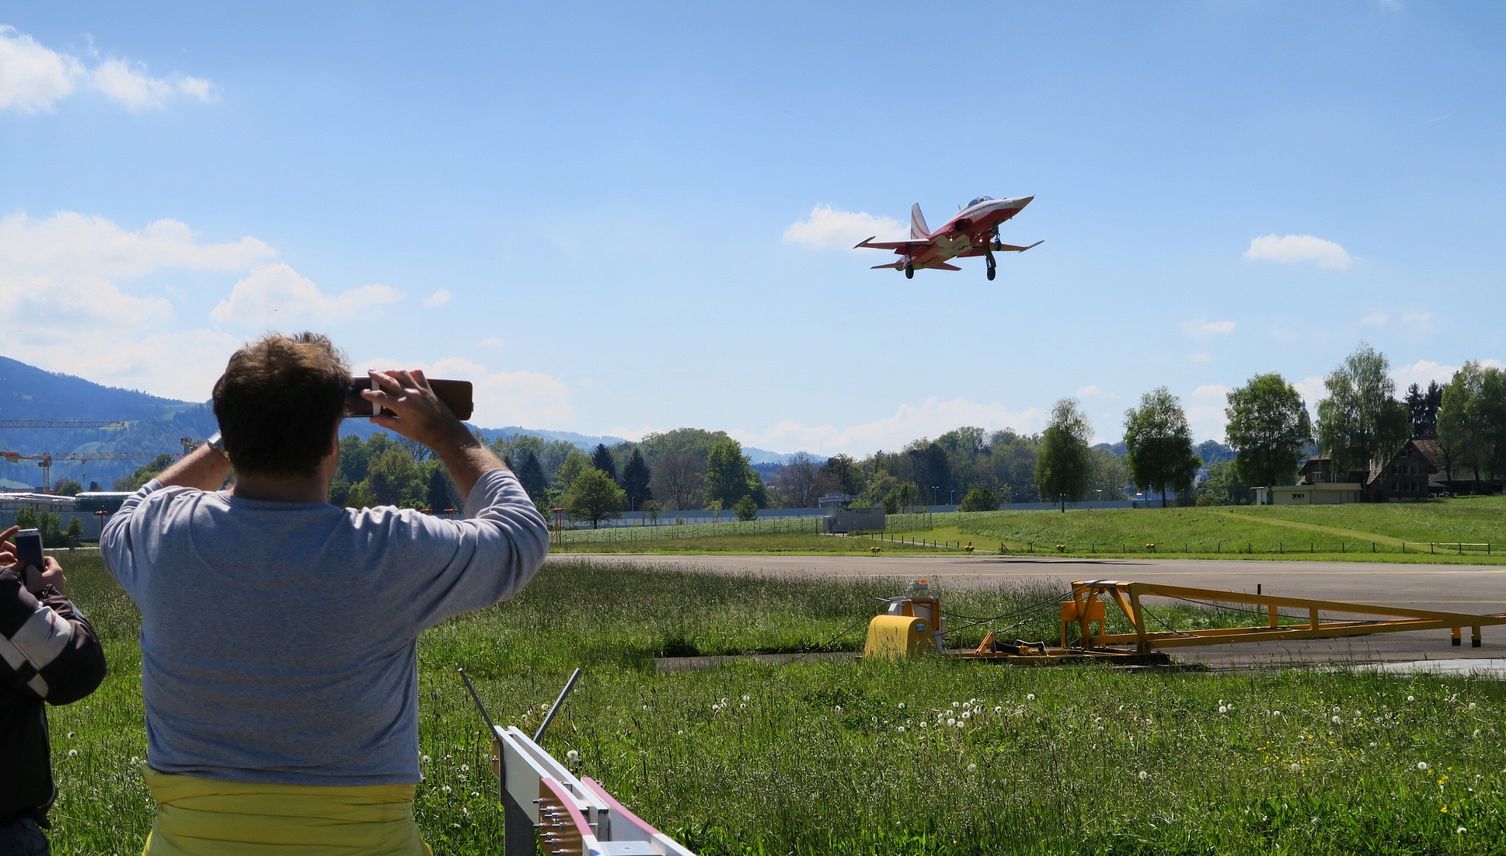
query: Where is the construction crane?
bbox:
[0,450,170,493]
[0,420,128,429]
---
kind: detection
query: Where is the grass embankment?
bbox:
[872,496,1506,563]
[47,554,1506,854]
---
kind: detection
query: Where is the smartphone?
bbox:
[344,377,474,421]
[15,528,44,571]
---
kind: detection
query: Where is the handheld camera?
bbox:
[344,377,474,421]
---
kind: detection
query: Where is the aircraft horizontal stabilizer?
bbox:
[932,262,961,271]
[994,240,1044,253]
[870,262,901,270]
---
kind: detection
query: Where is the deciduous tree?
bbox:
[563,467,625,529]
[1123,387,1200,508]
[1224,373,1312,489]
[704,438,760,508]
[1035,399,1092,511]
[1315,343,1409,477]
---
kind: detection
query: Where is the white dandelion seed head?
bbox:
[1138,771,1148,781]
[967,763,977,772]
[1417,761,1430,771]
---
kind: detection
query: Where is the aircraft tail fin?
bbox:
[910,203,930,239]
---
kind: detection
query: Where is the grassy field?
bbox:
[550,498,1506,562]
[42,553,1506,854]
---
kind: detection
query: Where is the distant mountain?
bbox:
[1,354,814,489]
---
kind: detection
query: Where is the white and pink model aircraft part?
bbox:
[855,195,1041,281]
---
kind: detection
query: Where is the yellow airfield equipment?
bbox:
[863,577,1506,664]
[864,578,946,658]
[1064,579,1506,653]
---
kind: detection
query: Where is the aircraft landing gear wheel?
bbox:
[904,263,914,279]
[987,265,996,281]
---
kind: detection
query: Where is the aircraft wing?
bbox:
[927,262,962,271]
[853,236,933,252]
[956,240,1044,257]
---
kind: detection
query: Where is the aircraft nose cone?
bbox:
[1011,195,1035,209]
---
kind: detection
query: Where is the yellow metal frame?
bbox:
[1065,579,1506,653]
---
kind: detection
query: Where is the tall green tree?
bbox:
[515,451,548,505]
[114,454,177,491]
[1124,387,1201,508]
[621,448,652,511]
[704,438,761,507]
[1224,373,1312,488]
[1035,399,1093,511]
[821,453,863,496]
[563,467,626,529]
[366,447,425,507]
[1315,343,1409,477]
[424,463,460,512]
[590,443,617,481]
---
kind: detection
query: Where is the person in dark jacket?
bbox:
[0,525,108,855]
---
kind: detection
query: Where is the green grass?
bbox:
[877,497,1506,562]
[41,552,1506,854]
[549,499,1506,562]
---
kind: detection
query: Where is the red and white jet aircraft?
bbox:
[855,195,1041,281]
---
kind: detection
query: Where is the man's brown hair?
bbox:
[212,333,349,476]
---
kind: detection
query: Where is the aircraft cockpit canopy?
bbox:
[965,196,995,208]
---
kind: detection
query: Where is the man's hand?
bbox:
[366,369,475,450]
[0,524,16,567]
[364,368,505,499]
[24,556,66,596]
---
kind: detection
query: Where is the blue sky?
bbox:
[3,2,1502,455]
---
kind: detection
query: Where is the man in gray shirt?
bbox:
[101,332,549,854]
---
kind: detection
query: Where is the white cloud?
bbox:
[1243,234,1352,269]
[1389,358,1505,393]
[354,354,573,428]
[1190,352,1212,364]
[1182,319,1236,337]
[1398,311,1435,334]
[0,25,83,112]
[0,26,214,114]
[0,209,275,333]
[782,205,906,250]
[423,289,452,308]
[0,211,273,278]
[732,397,1044,457]
[479,336,505,349]
[89,58,216,111]
[211,264,403,327]
[1186,384,1232,443]
[1361,311,1389,326]
[1076,385,1102,398]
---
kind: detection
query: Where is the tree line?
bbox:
[107,342,1506,520]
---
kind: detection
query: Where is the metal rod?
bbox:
[534,668,583,742]
[458,666,497,736]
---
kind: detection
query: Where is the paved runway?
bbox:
[553,552,1506,669]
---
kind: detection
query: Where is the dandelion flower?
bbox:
[1218,705,1229,714]
[1406,695,1415,703]
[947,718,957,727]
[967,763,977,772]
[67,749,78,758]
[1289,763,1300,772]
[1138,771,1148,781]
[1417,762,1430,771]
[1026,693,1036,702]
[1331,716,1342,725]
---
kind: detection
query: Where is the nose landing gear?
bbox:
[904,262,914,279]
[985,251,997,281]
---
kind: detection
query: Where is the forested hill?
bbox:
[0,355,217,489]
